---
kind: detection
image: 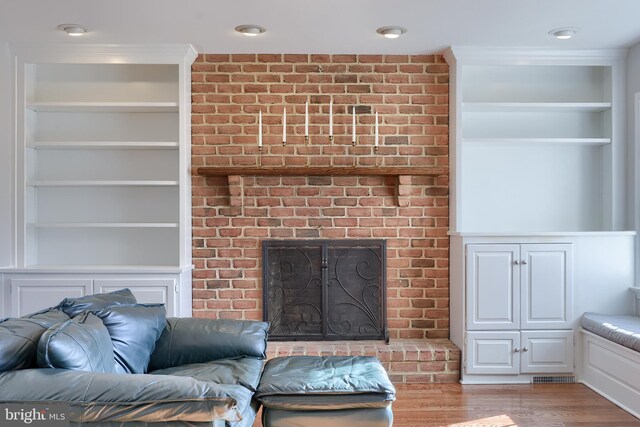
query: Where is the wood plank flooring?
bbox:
[253,383,640,426]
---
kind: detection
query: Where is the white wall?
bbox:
[627,42,640,284]
[0,42,12,267]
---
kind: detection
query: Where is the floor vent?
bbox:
[532,376,576,384]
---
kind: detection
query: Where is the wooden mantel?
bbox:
[196,166,447,177]
[196,166,447,209]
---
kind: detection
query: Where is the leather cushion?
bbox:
[93,303,166,374]
[256,356,396,410]
[59,288,137,318]
[150,357,265,392]
[37,312,115,373]
[0,368,245,423]
[0,307,70,371]
[148,318,268,371]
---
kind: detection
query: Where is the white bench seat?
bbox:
[580,312,640,419]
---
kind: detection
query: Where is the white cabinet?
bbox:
[466,244,519,330]
[520,330,574,374]
[94,279,176,312]
[4,275,184,317]
[10,278,91,316]
[466,330,574,375]
[5,45,196,317]
[466,331,521,375]
[467,244,572,331]
[461,242,573,382]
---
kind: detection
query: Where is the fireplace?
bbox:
[263,239,387,341]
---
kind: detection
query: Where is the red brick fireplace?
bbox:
[190,54,459,382]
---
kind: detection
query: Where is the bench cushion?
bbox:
[581,312,640,352]
[256,356,395,410]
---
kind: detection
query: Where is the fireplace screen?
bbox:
[263,239,387,341]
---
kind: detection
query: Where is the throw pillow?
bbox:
[58,288,137,318]
[93,303,166,374]
[37,312,115,373]
[0,307,69,372]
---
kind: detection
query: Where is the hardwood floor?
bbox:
[392,383,640,426]
[252,383,640,426]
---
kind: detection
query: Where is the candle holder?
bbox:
[258,145,263,167]
[282,140,287,147]
[352,139,356,147]
[305,135,309,144]
[329,135,334,143]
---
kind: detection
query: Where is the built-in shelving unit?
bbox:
[444,48,635,385]
[2,45,197,317]
[445,48,627,232]
[18,59,185,268]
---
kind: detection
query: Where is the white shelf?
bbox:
[2,265,193,274]
[27,181,179,187]
[26,102,179,113]
[27,222,178,228]
[449,231,637,237]
[462,102,612,113]
[463,137,611,146]
[28,141,179,150]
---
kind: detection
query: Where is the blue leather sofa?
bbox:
[0,289,269,427]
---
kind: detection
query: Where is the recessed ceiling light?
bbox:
[57,24,87,37]
[235,25,266,37]
[549,27,578,40]
[376,26,407,39]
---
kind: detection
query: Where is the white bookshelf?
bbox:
[3,44,197,317]
[445,48,626,233]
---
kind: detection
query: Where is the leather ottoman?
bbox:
[256,356,396,427]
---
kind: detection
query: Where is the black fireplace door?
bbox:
[263,239,387,341]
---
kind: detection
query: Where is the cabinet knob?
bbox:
[514,260,519,265]
[514,348,520,352]
[522,347,529,352]
[521,260,527,265]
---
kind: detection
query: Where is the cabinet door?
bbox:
[466,331,520,374]
[520,330,574,374]
[520,244,572,329]
[466,245,520,330]
[10,279,92,317]
[94,278,176,316]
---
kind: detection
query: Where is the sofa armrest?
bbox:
[148,318,269,371]
[0,369,250,424]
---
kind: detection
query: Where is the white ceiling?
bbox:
[1,0,640,54]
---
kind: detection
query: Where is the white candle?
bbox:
[375,111,379,147]
[329,100,333,137]
[282,107,287,143]
[352,107,356,143]
[305,102,309,136]
[258,110,262,147]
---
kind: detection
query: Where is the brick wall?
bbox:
[191,54,450,339]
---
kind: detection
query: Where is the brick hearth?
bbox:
[265,339,460,383]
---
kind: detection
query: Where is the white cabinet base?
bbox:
[466,331,520,374]
[521,330,574,373]
[1,270,192,318]
[10,278,91,316]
